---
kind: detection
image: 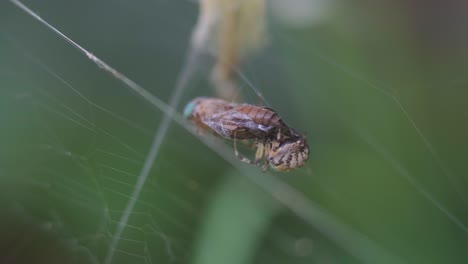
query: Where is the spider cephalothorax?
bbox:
[268,137,309,171]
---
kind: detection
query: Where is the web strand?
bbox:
[8,1,406,263]
[352,125,468,234]
[277,33,468,207]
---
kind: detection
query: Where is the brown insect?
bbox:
[184,97,309,171]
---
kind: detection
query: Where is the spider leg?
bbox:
[234,132,255,165]
[268,128,281,153]
[262,142,271,172]
[254,142,264,165]
[277,127,281,141]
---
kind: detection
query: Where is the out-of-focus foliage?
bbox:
[0,0,467,264]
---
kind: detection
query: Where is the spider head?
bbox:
[268,136,309,171]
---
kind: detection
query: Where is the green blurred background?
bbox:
[1,0,467,263]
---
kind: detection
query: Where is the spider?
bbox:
[184,97,309,171]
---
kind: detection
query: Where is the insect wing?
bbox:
[203,110,268,139]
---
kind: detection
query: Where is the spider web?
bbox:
[1,0,468,264]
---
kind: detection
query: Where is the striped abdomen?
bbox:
[234,105,285,129]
